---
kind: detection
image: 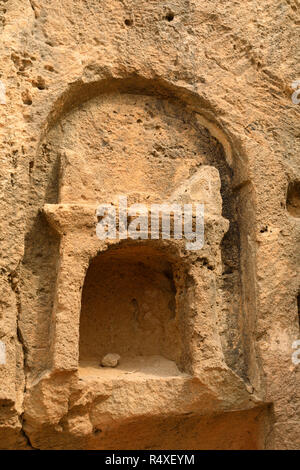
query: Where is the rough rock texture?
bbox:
[0,0,299,450]
[101,354,120,368]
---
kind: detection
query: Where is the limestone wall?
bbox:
[0,0,299,449]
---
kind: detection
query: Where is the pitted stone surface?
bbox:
[0,0,299,450]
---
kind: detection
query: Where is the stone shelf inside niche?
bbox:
[78,355,188,382]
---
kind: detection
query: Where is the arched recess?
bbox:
[79,244,189,375]
[20,75,254,383]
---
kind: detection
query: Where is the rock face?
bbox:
[0,0,299,450]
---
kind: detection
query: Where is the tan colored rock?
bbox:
[169,165,223,215]
[101,354,120,368]
[0,0,299,451]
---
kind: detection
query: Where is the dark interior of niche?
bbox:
[197,129,245,379]
[286,181,300,217]
[79,246,185,374]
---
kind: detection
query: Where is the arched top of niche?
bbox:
[38,77,236,206]
[40,75,236,169]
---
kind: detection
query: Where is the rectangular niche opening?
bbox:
[78,245,187,380]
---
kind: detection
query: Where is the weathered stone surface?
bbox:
[0,0,299,450]
[101,354,121,368]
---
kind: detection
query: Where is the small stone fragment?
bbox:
[101,353,120,368]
